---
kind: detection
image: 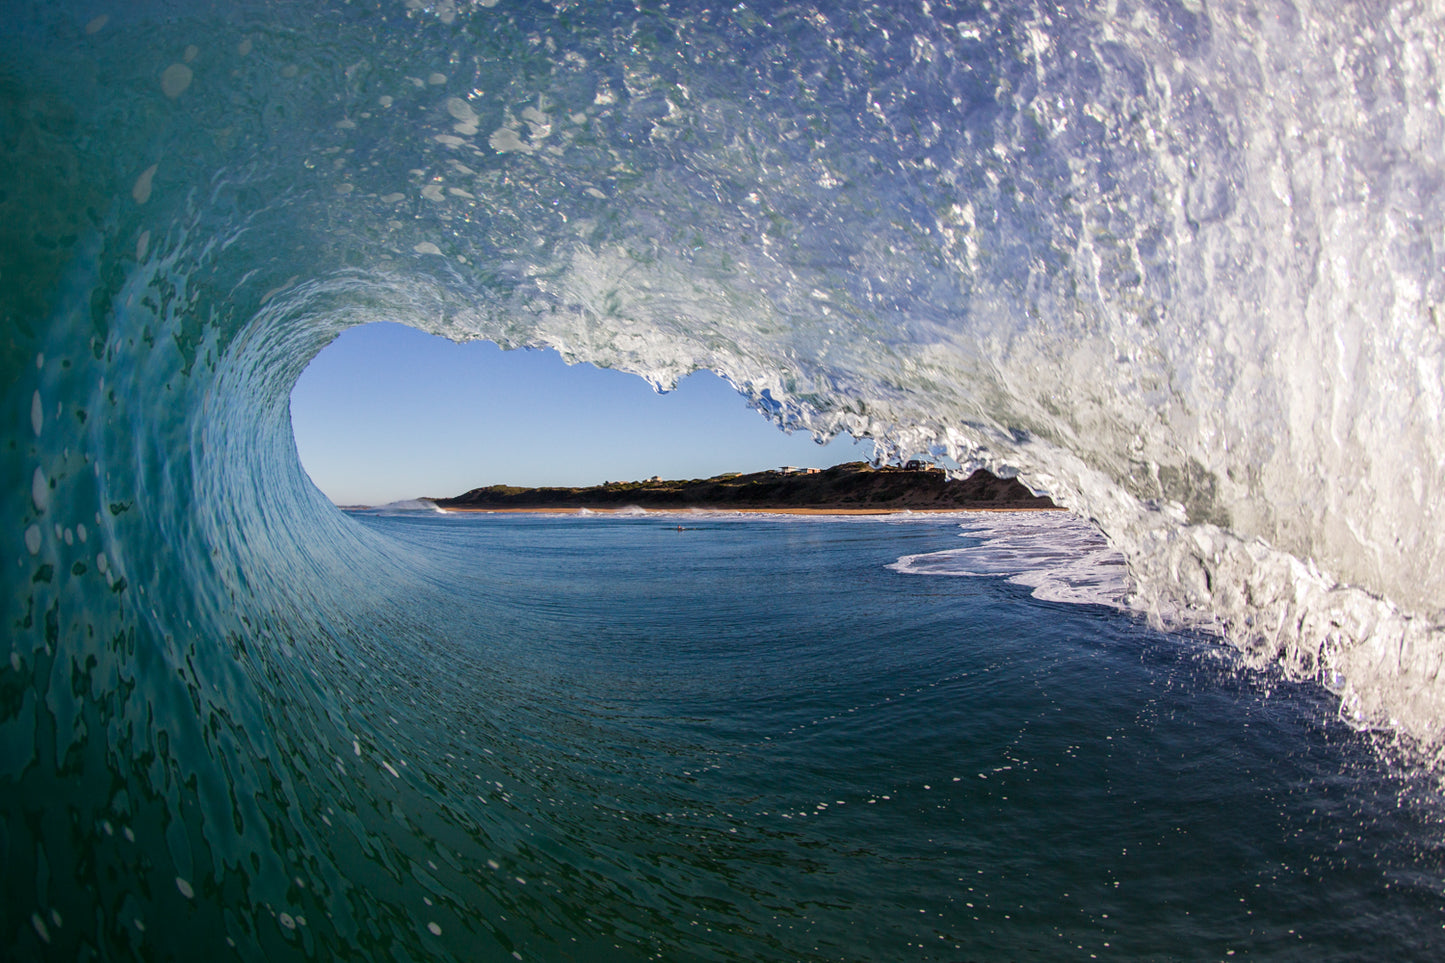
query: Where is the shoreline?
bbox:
[425,505,1062,516]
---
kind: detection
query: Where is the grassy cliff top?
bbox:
[431,462,1055,511]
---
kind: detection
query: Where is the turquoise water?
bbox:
[5,0,1445,958]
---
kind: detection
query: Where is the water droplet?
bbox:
[31,391,42,436]
[175,877,194,899]
[32,468,48,513]
[132,165,158,205]
[161,63,193,99]
[446,97,479,125]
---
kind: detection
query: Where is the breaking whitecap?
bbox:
[890,512,1131,610]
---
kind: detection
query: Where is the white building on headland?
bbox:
[775,466,821,475]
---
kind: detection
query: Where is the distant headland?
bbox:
[430,462,1055,513]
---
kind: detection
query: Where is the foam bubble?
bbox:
[488,127,530,153]
[446,97,478,126]
[31,391,42,436]
[161,63,193,99]
[131,165,158,205]
[31,468,48,513]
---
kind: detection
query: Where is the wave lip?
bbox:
[890,512,1131,610]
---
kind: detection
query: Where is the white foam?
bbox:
[889,512,1130,609]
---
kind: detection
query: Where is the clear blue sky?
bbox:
[290,322,870,505]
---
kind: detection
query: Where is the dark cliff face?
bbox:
[431,463,1055,511]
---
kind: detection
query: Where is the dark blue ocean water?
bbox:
[284,510,1441,961]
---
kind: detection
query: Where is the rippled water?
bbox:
[5,0,1445,958]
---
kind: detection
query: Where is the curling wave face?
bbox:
[3,0,1445,954]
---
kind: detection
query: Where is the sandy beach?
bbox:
[433,505,1058,516]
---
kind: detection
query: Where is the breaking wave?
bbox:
[890,512,1132,610]
[4,0,1445,956]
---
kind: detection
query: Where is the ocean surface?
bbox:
[5,0,1445,959]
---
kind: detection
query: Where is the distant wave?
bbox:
[366,498,448,515]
